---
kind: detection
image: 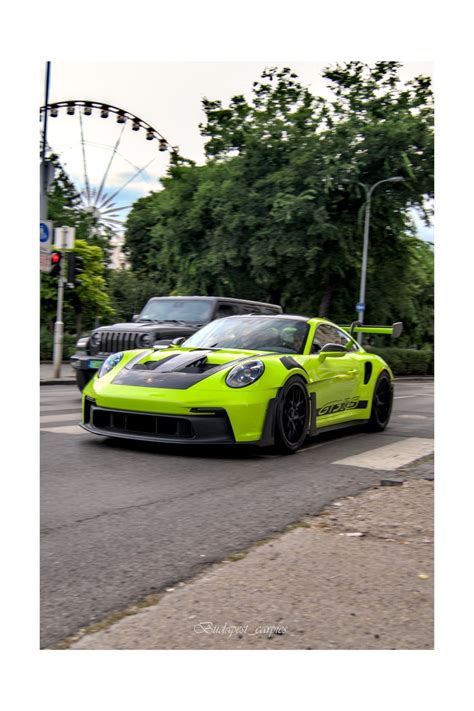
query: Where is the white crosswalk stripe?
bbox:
[40,413,81,424]
[41,425,85,435]
[333,437,434,471]
[41,387,81,432]
[41,404,79,412]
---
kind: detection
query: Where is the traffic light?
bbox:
[66,252,85,287]
[50,250,62,277]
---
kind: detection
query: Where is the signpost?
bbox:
[54,225,75,250]
[51,226,76,378]
[40,220,53,272]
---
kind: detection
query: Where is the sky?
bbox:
[40,61,434,241]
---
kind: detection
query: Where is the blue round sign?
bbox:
[40,222,50,243]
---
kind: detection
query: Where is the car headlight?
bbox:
[98,352,123,378]
[90,332,101,347]
[76,336,89,349]
[226,360,265,388]
[142,333,154,346]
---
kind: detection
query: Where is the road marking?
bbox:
[333,437,434,471]
[40,413,81,424]
[40,405,81,412]
[40,382,79,395]
[397,414,430,420]
[394,393,433,399]
[41,425,85,435]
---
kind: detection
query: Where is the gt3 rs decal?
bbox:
[317,398,368,417]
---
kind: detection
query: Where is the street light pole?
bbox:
[40,61,51,221]
[356,176,404,343]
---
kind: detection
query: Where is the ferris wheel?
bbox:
[39,100,178,263]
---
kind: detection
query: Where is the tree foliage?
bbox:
[122,62,433,345]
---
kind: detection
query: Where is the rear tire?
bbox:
[367,371,393,431]
[75,369,95,392]
[274,377,310,454]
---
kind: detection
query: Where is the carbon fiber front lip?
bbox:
[83,404,236,444]
[80,422,265,446]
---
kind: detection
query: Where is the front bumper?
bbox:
[70,353,106,371]
[81,394,278,447]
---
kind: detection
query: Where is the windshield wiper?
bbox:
[159,319,188,325]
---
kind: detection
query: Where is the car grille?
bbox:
[90,331,143,355]
[84,403,235,443]
[92,408,194,438]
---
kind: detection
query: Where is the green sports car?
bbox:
[81,315,402,453]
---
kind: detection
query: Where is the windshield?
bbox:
[183,317,309,354]
[139,298,213,324]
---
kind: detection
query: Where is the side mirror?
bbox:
[171,336,186,346]
[131,314,140,323]
[319,343,347,361]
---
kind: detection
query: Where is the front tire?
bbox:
[75,369,95,392]
[274,377,310,454]
[367,371,393,431]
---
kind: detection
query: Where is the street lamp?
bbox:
[355,176,404,343]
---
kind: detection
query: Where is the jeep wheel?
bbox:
[75,369,95,392]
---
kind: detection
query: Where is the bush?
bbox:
[366,346,433,376]
[40,326,77,361]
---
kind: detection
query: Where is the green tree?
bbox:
[41,240,114,337]
[124,63,434,345]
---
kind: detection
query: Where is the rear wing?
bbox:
[340,321,403,338]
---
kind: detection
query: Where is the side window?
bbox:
[215,303,238,319]
[312,324,357,353]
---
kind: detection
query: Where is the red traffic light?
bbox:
[50,250,62,277]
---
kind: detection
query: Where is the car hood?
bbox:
[93,322,197,334]
[109,347,275,391]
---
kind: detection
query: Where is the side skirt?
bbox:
[314,419,369,436]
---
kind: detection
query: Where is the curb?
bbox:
[40,379,76,386]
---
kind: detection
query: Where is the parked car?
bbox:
[81,315,403,453]
[70,296,282,390]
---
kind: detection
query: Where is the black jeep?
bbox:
[70,295,282,390]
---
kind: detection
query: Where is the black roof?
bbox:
[146,295,282,309]
[226,313,311,322]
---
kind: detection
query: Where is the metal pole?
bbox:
[52,228,66,378]
[355,176,404,344]
[53,256,65,379]
[40,61,51,220]
[357,185,371,344]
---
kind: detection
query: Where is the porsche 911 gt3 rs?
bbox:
[81,315,402,453]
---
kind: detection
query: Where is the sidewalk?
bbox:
[40,362,76,385]
[68,457,434,650]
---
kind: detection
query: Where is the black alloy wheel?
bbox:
[275,378,310,453]
[367,372,393,431]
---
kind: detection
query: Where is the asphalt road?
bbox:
[40,380,434,648]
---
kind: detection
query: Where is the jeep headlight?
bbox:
[76,336,89,350]
[142,333,155,346]
[225,360,265,388]
[98,352,123,378]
